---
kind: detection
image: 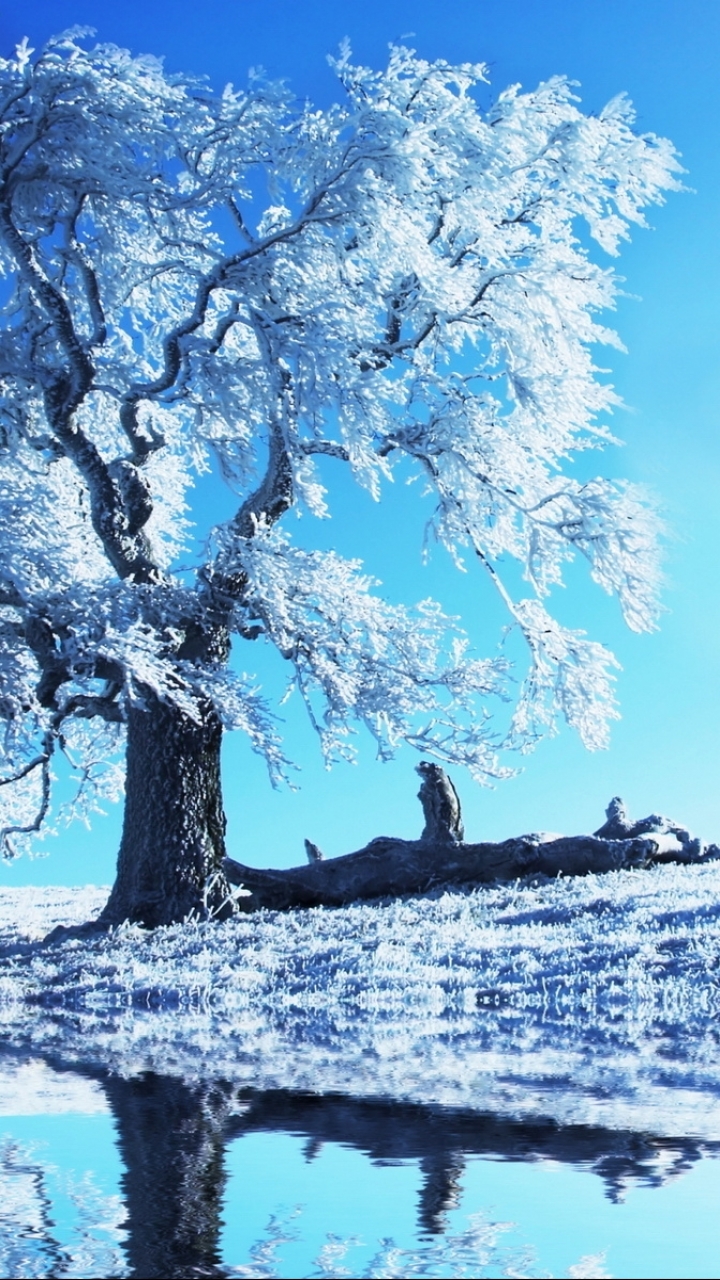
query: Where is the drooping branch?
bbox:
[0,751,50,789]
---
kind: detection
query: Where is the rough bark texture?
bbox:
[100,694,234,929]
[224,773,720,914]
[417,761,464,843]
[224,832,679,911]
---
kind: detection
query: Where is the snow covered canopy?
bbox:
[0,32,681,856]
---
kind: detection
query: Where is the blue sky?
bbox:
[2,0,720,885]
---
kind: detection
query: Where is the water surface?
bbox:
[2,1055,720,1278]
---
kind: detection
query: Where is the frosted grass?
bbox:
[2,863,720,1138]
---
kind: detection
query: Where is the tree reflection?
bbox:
[230,1088,714,1220]
[103,1073,234,1278]
[2,1052,719,1278]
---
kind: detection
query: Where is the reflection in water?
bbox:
[231,1206,548,1279]
[0,1137,67,1279]
[0,1134,127,1278]
[104,1073,233,1278]
[233,1088,716,1219]
[1,1054,720,1278]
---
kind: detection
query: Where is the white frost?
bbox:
[0,33,681,854]
[2,863,720,1140]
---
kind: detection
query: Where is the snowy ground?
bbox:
[2,864,720,1139]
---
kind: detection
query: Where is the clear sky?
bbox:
[2,0,719,885]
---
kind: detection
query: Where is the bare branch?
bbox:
[0,751,50,788]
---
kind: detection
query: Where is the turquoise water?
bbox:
[2,1060,720,1278]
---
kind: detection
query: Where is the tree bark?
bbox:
[100,694,234,929]
[223,832,662,911]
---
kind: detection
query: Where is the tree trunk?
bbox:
[100,694,234,929]
[224,831,720,913]
[223,832,661,911]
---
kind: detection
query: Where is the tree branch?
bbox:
[0,200,161,583]
[0,751,50,788]
[298,439,350,462]
[59,694,124,723]
[58,197,107,348]
[0,731,53,858]
[202,321,295,606]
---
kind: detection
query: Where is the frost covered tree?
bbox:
[0,31,680,925]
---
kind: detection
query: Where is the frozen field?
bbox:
[2,862,720,1138]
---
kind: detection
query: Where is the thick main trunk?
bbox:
[100,694,234,928]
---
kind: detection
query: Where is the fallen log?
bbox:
[225,766,720,913]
